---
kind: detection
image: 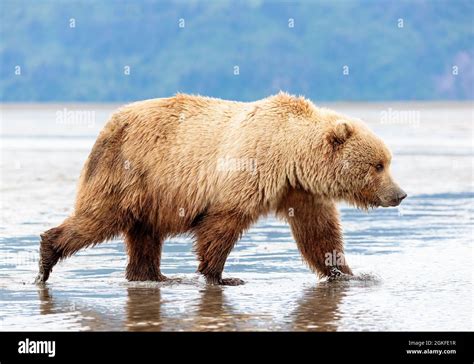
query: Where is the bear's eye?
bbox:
[375,163,384,172]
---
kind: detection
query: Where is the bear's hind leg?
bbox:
[193,211,253,286]
[36,227,64,284]
[125,222,168,282]
[36,214,120,284]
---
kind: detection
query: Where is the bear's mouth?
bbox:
[379,200,399,207]
[366,197,393,209]
[379,197,404,208]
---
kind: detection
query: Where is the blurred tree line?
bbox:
[0,0,472,102]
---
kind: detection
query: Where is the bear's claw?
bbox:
[159,275,182,284]
[34,273,46,285]
[328,266,344,281]
[34,254,50,285]
[219,278,245,286]
[206,277,245,286]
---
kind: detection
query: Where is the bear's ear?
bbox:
[328,121,353,149]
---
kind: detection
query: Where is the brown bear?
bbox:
[35,92,406,286]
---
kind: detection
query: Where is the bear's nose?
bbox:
[396,190,407,203]
[388,188,407,206]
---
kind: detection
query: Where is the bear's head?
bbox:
[322,117,407,209]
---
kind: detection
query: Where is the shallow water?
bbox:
[0,102,472,331]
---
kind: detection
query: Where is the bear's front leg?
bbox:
[193,210,254,286]
[278,189,353,279]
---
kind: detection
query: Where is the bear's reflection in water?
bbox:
[125,287,164,331]
[37,287,124,330]
[126,286,251,331]
[37,283,349,331]
[290,283,348,331]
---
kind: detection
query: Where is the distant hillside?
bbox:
[0,0,473,101]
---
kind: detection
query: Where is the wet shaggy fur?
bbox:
[36,92,404,285]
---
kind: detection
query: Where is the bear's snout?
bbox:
[383,187,407,207]
[392,189,407,206]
